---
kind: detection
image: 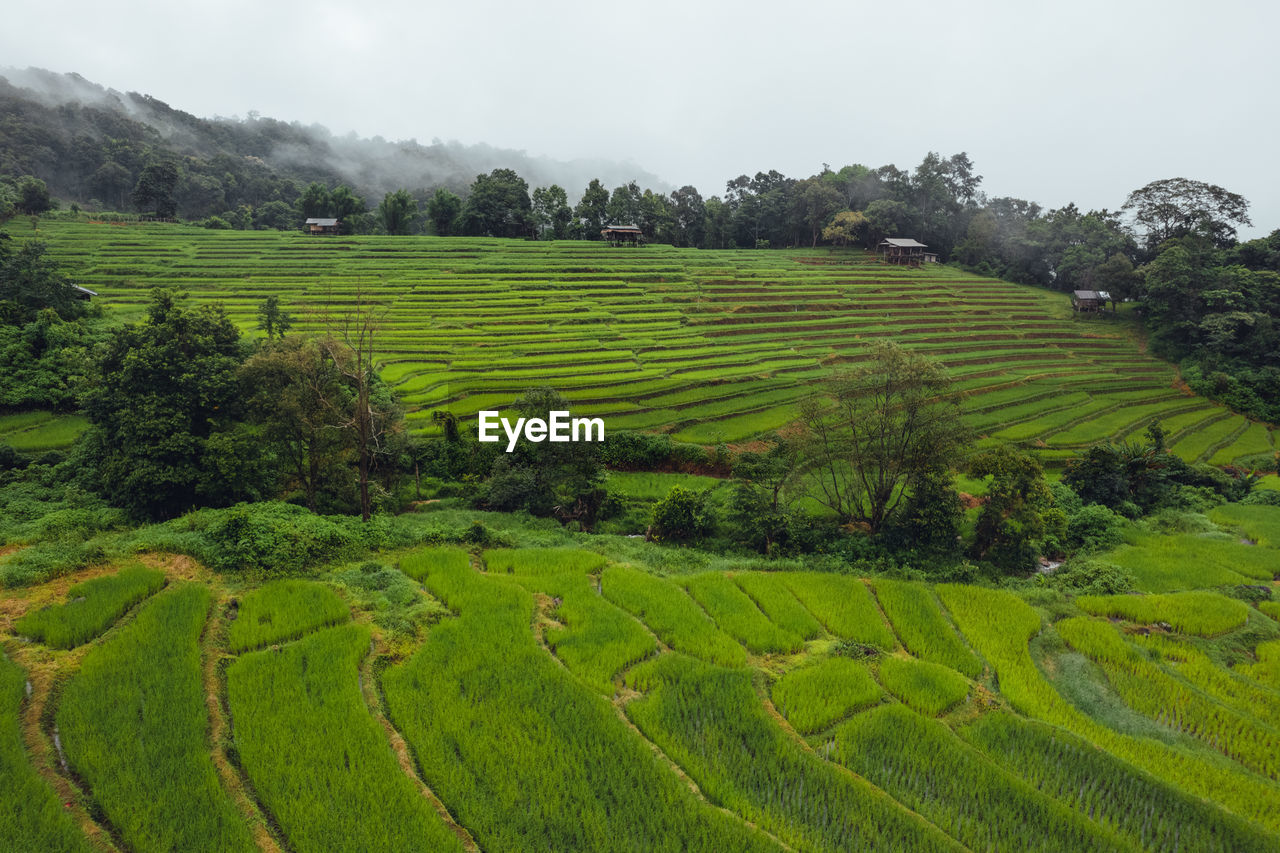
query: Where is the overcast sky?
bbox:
[4,0,1276,236]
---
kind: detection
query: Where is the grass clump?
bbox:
[15,563,165,649]
[771,657,880,733]
[227,579,350,653]
[484,547,607,576]
[1075,591,1249,636]
[878,656,970,716]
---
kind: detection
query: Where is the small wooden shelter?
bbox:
[305,217,339,235]
[601,224,643,246]
[879,237,930,266]
[72,285,97,301]
[1071,290,1115,314]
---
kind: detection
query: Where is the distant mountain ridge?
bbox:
[0,67,665,215]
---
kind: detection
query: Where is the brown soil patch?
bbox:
[958,493,983,510]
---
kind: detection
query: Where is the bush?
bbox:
[1066,504,1126,552]
[1243,490,1280,506]
[650,487,712,543]
[1044,558,1134,596]
[204,502,372,575]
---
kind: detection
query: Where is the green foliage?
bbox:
[57,584,256,853]
[1044,557,1135,595]
[376,189,419,235]
[1211,503,1280,548]
[80,288,267,518]
[771,656,880,733]
[627,653,964,853]
[601,565,746,666]
[458,168,532,238]
[204,502,372,575]
[227,579,350,652]
[782,572,897,649]
[15,563,165,649]
[881,468,964,556]
[871,579,982,676]
[425,188,462,236]
[649,486,712,543]
[0,238,86,323]
[681,572,803,654]
[0,651,93,853]
[733,572,824,639]
[969,446,1053,571]
[1075,591,1250,636]
[962,710,1276,853]
[797,341,969,532]
[1066,503,1128,552]
[479,388,605,526]
[877,656,969,716]
[833,703,1131,853]
[228,623,464,853]
[383,551,781,852]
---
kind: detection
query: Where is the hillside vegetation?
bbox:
[24,220,1276,467]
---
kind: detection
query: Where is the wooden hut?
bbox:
[1071,290,1115,314]
[305,217,339,235]
[601,224,643,246]
[879,238,929,266]
[71,285,98,301]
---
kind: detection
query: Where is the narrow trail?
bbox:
[18,647,119,852]
[200,593,286,853]
[357,638,480,853]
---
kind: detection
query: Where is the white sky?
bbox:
[3,0,1276,237]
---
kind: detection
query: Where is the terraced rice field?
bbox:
[28,221,1277,467]
[2,535,1279,851]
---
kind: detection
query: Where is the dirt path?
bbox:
[16,643,119,852]
[357,636,480,853]
[200,593,286,853]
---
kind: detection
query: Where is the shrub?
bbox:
[1044,558,1134,596]
[650,486,713,543]
[1066,504,1126,552]
[204,502,369,575]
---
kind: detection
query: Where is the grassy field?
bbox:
[20,220,1276,468]
[0,524,1277,850]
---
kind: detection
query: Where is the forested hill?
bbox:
[0,67,663,218]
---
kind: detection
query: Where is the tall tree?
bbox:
[131,161,179,218]
[797,342,969,532]
[319,286,402,521]
[531,185,572,239]
[458,169,531,238]
[1123,177,1252,253]
[80,289,266,518]
[426,188,462,236]
[669,185,706,248]
[574,179,609,238]
[377,189,418,235]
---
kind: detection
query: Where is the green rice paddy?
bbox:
[20,221,1276,468]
